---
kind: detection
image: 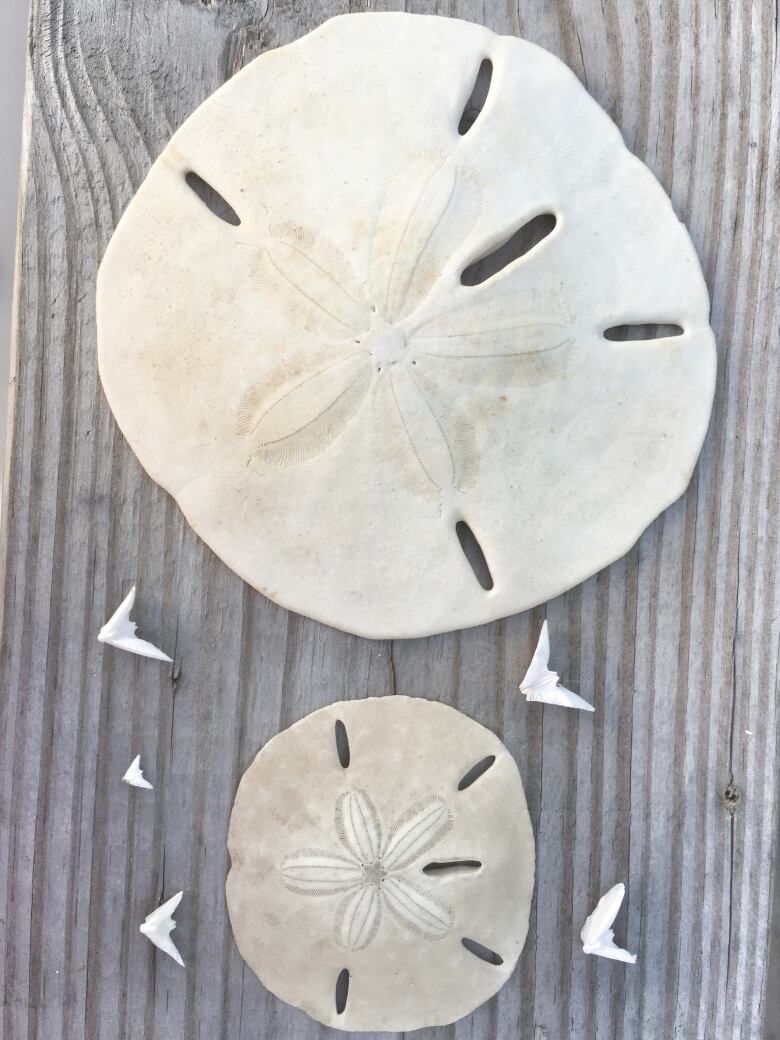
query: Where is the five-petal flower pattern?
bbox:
[238,151,572,501]
[280,789,455,951]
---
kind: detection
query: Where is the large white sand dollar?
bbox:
[225,697,535,1031]
[97,13,716,639]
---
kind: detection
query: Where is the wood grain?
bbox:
[1,1,778,1038]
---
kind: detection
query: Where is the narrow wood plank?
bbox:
[0,1,777,1038]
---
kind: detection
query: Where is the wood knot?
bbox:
[724,775,741,817]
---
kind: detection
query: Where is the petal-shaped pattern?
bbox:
[414,339,573,389]
[334,884,383,951]
[238,351,373,466]
[409,291,573,386]
[280,849,364,896]
[373,368,478,500]
[335,789,383,864]
[410,290,571,345]
[381,795,453,871]
[382,874,454,941]
[370,152,482,323]
[255,221,371,339]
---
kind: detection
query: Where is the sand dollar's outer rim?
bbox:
[225,696,535,1031]
[97,13,716,639]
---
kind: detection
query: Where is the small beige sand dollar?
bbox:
[225,697,535,1031]
[97,13,716,639]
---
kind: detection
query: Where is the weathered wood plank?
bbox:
[0,1,777,1038]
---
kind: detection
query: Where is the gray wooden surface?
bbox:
[1,1,778,1038]
[0,1,28,490]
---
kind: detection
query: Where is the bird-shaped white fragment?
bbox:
[140,892,185,966]
[122,754,153,790]
[519,620,594,711]
[98,586,172,662]
[581,883,637,963]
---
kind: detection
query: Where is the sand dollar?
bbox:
[225,697,535,1031]
[97,13,715,638]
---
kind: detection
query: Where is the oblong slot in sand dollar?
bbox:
[461,936,504,965]
[457,755,496,791]
[458,57,493,134]
[184,171,241,226]
[603,322,683,341]
[460,213,557,285]
[334,719,350,768]
[335,968,350,1014]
